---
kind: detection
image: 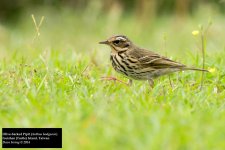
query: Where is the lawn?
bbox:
[0,7,225,150]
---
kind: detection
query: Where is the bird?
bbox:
[99,35,208,87]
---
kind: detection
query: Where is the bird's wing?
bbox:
[128,48,186,69]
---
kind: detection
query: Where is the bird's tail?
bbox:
[182,67,209,72]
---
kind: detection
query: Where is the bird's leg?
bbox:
[148,79,154,88]
[101,76,130,86]
[168,75,173,88]
[128,79,133,86]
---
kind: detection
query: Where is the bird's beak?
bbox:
[99,40,109,45]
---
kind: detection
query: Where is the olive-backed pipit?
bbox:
[99,35,208,87]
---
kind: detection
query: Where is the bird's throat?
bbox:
[110,46,128,54]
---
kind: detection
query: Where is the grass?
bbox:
[0,6,225,150]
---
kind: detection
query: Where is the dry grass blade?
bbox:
[31,14,45,43]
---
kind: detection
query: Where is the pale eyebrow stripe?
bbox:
[116,37,126,41]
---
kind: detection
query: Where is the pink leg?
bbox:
[148,79,154,88]
[101,76,132,86]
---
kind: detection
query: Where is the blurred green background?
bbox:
[0,0,225,60]
[1,0,225,22]
[0,0,225,150]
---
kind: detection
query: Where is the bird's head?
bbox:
[99,35,132,52]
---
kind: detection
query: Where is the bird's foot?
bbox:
[101,76,132,86]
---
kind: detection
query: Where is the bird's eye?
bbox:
[113,40,120,45]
